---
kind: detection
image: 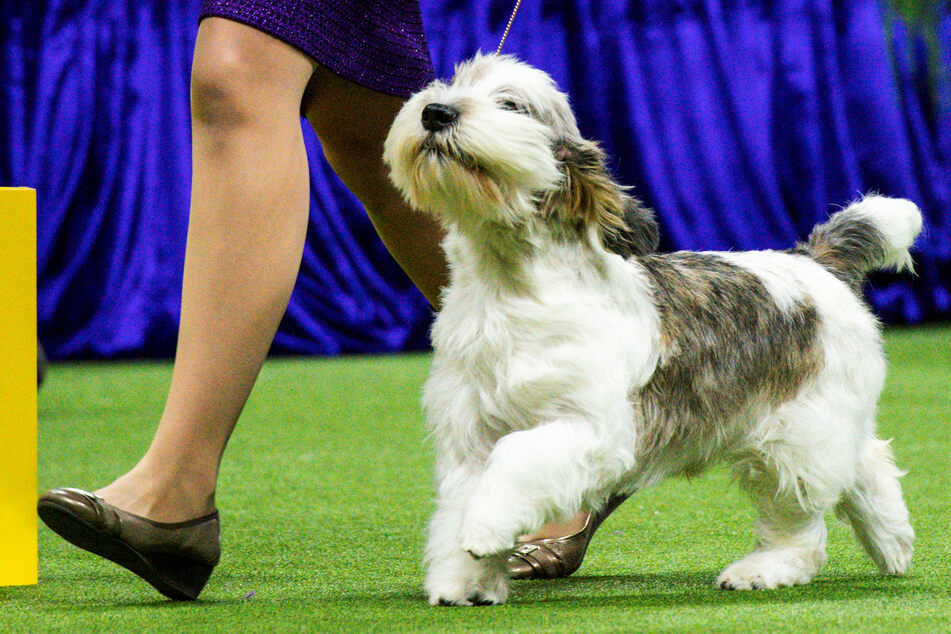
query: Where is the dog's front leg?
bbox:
[459,419,631,559]
[425,457,510,606]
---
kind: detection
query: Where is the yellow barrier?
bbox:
[0,187,38,586]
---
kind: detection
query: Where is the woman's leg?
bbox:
[96,16,588,546]
[94,18,316,522]
[301,64,447,305]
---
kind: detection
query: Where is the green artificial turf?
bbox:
[2,325,949,632]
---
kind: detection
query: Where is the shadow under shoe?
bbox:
[37,487,220,600]
[506,494,629,580]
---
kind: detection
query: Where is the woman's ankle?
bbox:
[518,511,590,542]
[95,464,217,522]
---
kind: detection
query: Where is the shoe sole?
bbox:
[37,501,212,600]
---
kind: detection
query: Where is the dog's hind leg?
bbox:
[425,458,509,606]
[835,436,914,575]
[717,463,831,590]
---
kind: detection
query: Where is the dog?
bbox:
[383,53,919,606]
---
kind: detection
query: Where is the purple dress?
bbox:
[199,0,435,98]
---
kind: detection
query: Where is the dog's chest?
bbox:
[430,286,621,434]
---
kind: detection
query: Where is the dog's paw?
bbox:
[427,570,509,607]
[426,551,510,607]
[716,550,820,590]
[430,588,507,607]
[872,531,914,576]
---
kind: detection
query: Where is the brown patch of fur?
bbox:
[635,253,824,469]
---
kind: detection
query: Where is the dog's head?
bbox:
[384,54,656,253]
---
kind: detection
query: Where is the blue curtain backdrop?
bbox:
[1,1,949,359]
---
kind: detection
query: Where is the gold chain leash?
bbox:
[496,0,524,54]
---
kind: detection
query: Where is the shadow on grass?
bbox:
[510,570,924,608]
[13,570,257,613]
[314,570,924,610]
[37,594,258,613]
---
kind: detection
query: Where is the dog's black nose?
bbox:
[421,103,459,132]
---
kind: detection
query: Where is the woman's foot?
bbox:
[38,462,220,596]
[518,513,589,541]
[505,494,629,580]
[37,488,220,600]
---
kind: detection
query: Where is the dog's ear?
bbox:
[604,195,661,257]
[544,137,658,255]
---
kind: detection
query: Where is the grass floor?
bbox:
[2,325,950,631]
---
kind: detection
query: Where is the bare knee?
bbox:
[190,48,256,128]
[190,18,313,129]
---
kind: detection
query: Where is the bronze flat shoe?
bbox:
[37,488,220,600]
[506,494,628,580]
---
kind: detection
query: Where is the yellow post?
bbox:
[0,187,38,586]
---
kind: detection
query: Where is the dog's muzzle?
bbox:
[421,103,459,133]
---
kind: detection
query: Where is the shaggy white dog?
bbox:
[384,53,919,606]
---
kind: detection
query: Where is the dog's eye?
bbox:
[500,99,522,112]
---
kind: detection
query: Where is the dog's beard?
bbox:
[410,137,506,221]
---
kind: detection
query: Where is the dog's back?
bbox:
[624,196,919,587]
[630,196,922,481]
[633,250,825,476]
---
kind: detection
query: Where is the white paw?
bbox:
[716,550,822,590]
[874,532,915,575]
[428,583,508,607]
[426,557,509,607]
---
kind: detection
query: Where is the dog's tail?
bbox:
[798,195,923,290]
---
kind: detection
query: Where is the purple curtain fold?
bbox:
[2,0,949,359]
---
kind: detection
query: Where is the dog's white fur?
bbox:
[384,54,918,606]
